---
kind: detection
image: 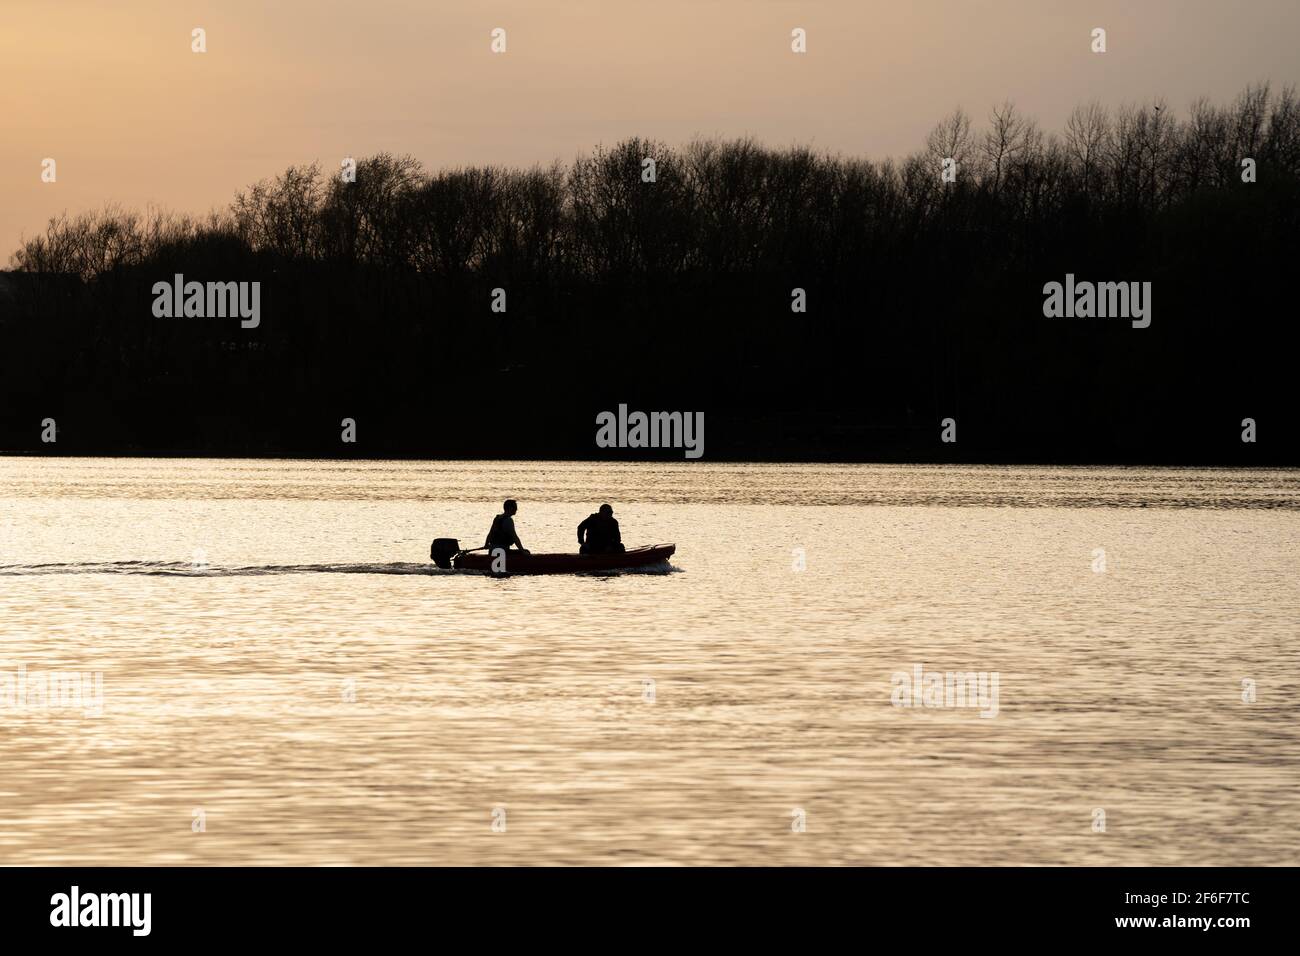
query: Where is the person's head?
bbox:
[503,499,518,515]
[599,503,613,517]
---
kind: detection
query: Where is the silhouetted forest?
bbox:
[3,84,1297,462]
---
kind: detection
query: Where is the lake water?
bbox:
[1,458,1298,865]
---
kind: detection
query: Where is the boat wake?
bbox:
[0,560,442,577]
[0,560,682,578]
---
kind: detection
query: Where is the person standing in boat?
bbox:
[577,504,625,554]
[485,499,528,554]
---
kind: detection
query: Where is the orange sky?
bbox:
[3,0,1298,259]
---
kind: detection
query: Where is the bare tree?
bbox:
[981,101,1033,194]
[926,108,974,176]
[1263,84,1300,176]
[1064,102,1111,195]
[232,163,324,259]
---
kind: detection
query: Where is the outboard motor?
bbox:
[430,538,461,569]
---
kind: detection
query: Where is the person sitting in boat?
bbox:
[577,504,625,554]
[485,499,527,554]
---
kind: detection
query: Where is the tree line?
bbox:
[3,83,1297,462]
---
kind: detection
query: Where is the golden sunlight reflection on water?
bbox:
[1,459,1297,864]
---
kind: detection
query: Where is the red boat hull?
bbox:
[453,544,675,575]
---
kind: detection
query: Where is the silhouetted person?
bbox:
[486,499,527,553]
[578,504,624,554]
